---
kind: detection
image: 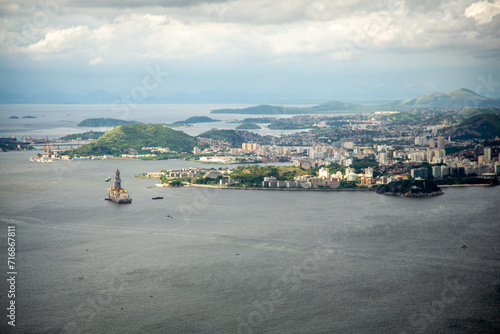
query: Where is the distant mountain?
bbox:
[0,90,321,104]
[397,89,500,109]
[77,118,142,127]
[211,101,360,114]
[71,124,197,156]
[173,116,219,124]
[445,113,500,140]
[0,92,26,103]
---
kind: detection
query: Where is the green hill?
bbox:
[447,113,500,140]
[174,116,218,124]
[77,118,142,127]
[71,124,197,156]
[236,123,261,130]
[398,89,500,109]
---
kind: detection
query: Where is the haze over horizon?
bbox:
[1,0,500,102]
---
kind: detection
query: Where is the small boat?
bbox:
[105,176,111,182]
[152,196,164,200]
[165,215,173,219]
[105,198,111,201]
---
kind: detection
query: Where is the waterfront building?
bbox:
[411,167,428,179]
[432,166,441,178]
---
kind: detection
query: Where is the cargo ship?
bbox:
[107,169,132,204]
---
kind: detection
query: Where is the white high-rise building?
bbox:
[484,147,492,162]
[441,165,449,177]
[432,166,441,178]
[379,152,387,165]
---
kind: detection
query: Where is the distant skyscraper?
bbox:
[437,136,445,150]
[484,147,492,162]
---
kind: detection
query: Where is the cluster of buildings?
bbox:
[261,166,376,189]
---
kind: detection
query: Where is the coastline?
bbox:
[185,184,370,191]
[377,190,444,197]
[438,183,493,187]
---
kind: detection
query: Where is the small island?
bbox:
[374,179,443,197]
[236,123,261,130]
[77,118,142,127]
[174,116,218,124]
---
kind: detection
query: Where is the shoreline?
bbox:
[185,184,370,191]
[439,183,493,187]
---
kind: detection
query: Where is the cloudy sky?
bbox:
[1,0,500,101]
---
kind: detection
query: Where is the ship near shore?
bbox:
[107,169,132,204]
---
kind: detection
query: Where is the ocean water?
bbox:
[0,150,499,333]
[0,104,307,139]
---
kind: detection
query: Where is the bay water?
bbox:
[0,105,499,333]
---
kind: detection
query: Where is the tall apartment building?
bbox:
[437,136,445,150]
[484,147,492,162]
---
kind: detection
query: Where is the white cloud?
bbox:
[465,0,500,24]
[25,25,90,55]
[89,56,102,65]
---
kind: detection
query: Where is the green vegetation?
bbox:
[197,129,245,147]
[193,176,223,185]
[174,116,218,124]
[59,131,105,140]
[0,141,32,151]
[375,179,442,196]
[70,124,197,156]
[378,112,419,125]
[350,159,379,173]
[226,165,309,187]
[446,113,500,140]
[434,177,499,186]
[77,118,142,127]
[236,123,261,130]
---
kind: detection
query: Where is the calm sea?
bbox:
[0,104,307,139]
[0,105,499,333]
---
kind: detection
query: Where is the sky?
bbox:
[1,0,500,101]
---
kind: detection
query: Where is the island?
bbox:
[77,118,142,127]
[236,123,261,130]
[174,116,219,124]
